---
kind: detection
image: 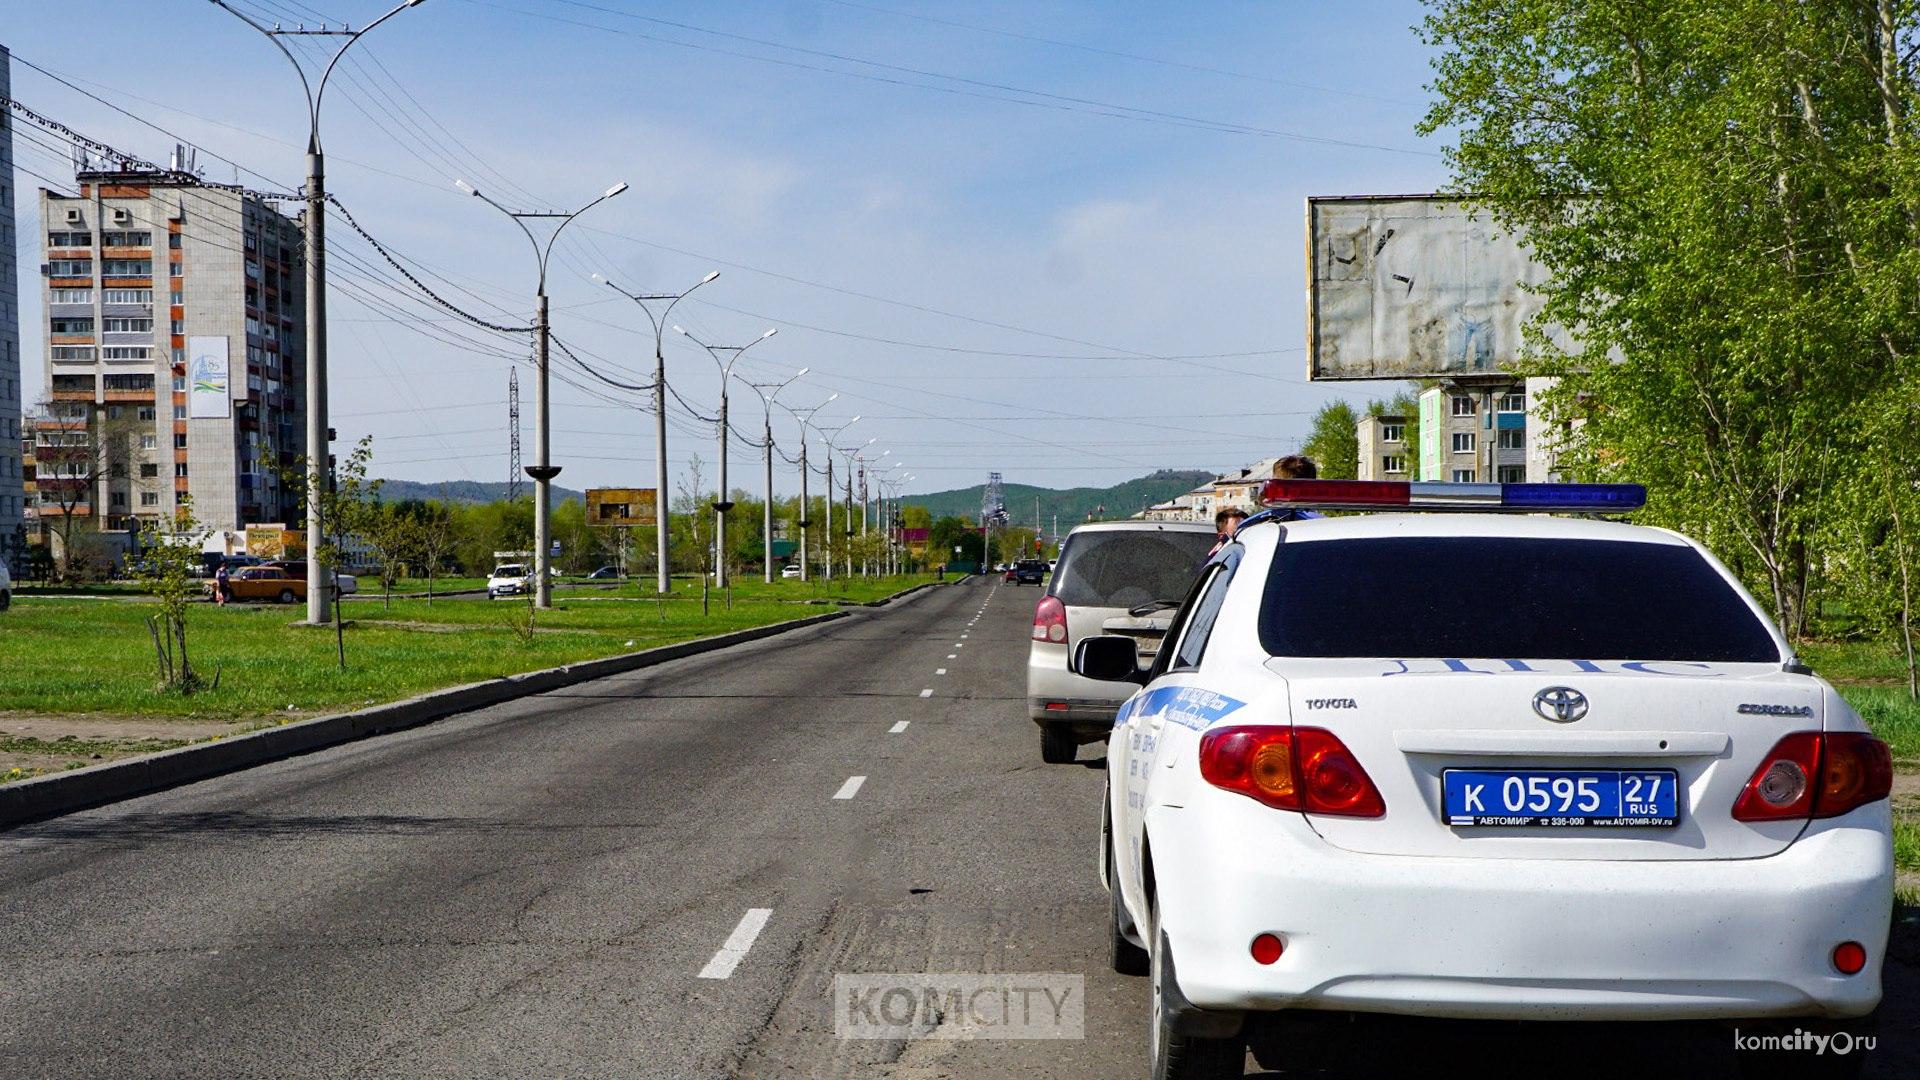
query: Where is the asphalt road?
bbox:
[0,577,1912,1078]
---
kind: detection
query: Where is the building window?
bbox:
[101,230,152,247]
[102,259,153,277]
[47,231,92,247]
[1452,468,1476,483]
[174,433,188,449]
[104,317,153,333]
[1497,427,1525,450]
[171,319,185,334]
[173,405,186,420]
[47,259,92,276]
[1498,465,1527,483]
[170,290,184,305]
[140,435,158,451]
[1498,392,1526,412]
[169,233,183,250]
[49,288,92,304]
[110,492,127,507]
[49,346,95,361]
[1382,455,1407,474]
[104,288,152,305]
[172,376,187,392]
[103,347,152,361]
[1451,395,1477,417]
[104,374,155,392]
[137,406,156,421]
[140,463,159,478]
[1381,424,1404,443]
[140,491,160,506]
[50,317,94,335]
[175,463,189,478]
[1452,432,1476,454]
[51,374,93,393]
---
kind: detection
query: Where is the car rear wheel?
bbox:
[1040,723,1078,764]
[1149,898,1245,1080]
[278,588,296,604]
[1109,834,1150,977]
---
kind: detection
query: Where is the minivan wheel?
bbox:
[1040,724,1078,764]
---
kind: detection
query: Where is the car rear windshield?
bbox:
[1051,529,1216,610]
[1257,536,1781,662]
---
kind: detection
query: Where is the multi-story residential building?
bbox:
[1418,381,1529,483]
[37,169,305,558]
[1355,413,1410,482]
[0,46,24,566]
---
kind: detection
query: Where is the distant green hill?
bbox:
[376,479,586,505]
[906,470,1214,535]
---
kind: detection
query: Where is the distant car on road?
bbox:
[487,563,531,599]
[211,566,306,604]
[1028,519,1216,763]
[1089,480,1893,1079]
[586,566,623,580]
[1011,559,1047,586]
[781,564,804,579]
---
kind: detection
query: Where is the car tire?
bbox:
[0,590,10,611]
[1041,724,1078,764]
[1149,898,1244,1080]
[278,588,296,604]
[1109,833,1150,977]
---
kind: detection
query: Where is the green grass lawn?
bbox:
[0,582,926,721]
[1798,639,1920,760]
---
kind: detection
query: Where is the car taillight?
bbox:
[1733,731,1892,822]
[1199,726,1385,817]
[1032,595,1067,644]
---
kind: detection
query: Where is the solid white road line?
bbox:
[834,775,867,800]
[890,721,910,733]
[919,688,934,698]
[697,908,773,980]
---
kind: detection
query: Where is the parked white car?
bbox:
[1089,481,1892,1079]
[487,563,531,599]
[781,564,804,579]
[1027,520,1216,763]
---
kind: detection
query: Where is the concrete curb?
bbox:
[0,607,868,828]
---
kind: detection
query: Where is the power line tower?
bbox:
[507,367,523,502]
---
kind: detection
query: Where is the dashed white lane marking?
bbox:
[947,653,958,659]
[834,775,867,800]
[890,721,910,734]
[954,643,964,648]
[697,908,773,980]
[936,668,947,675]
[919,688,934,698]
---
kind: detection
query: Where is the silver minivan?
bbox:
[1025,520,1216,762]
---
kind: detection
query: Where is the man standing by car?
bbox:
[1208,507,1248,557]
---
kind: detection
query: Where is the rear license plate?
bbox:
[1441,768,1679,827]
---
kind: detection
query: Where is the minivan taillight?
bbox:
[1032,595,1067,644]
[1199,726,1385,817]
[1732,731,1892,822]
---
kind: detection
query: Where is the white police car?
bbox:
[1082,480,1893,1079]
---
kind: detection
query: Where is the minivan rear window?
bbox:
[1051,530,1216,609]
[1257,537,1781,662]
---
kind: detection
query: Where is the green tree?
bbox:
[132,498,210,692]
[1301,400,1360,480]
[1420,0,1920,638]
[928,516,983,566]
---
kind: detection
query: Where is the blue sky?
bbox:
[7,0,1448,498]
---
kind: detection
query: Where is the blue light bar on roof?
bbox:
[1260,479,1645,513]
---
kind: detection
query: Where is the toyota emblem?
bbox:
[1532,686,1589,723]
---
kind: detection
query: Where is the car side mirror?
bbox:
[1073,635,1146,684]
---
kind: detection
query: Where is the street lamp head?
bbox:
[672,325,688,335]
[794,366,810,378]
[760,328,778,340]
[701,270,721,284]
[453,178,477,196]
[604,181,629,198]
[590,272,608,284]
[406,0,427,7]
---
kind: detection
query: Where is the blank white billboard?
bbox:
[187,336,230,419]
[1307,195,1572,381]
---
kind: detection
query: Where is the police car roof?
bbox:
[1247,512,1689,546]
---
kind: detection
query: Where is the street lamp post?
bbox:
[815,417,861,582]
[456,178,627,607]
[737,368,807,582]
[672,326,777,590]
[592,271,719,595]
[779,396,835,582]
[210,0,428,625]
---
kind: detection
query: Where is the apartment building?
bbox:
[1355,413,1411,482]
[0,47,24,566]
[1417,382,1529,484]
[37,169,304,556]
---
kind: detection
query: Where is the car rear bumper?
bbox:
[1144,796,1892,1022]
[1027,641,1130,726]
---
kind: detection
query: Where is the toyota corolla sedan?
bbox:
[1086,480,1893,1079]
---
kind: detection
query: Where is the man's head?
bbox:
[1214,506,1248,537]
[1275,455,1318,480]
